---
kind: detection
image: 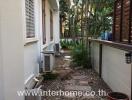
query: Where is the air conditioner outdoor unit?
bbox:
[54,43,60,52]
[43,53,55,72]
[54,43,60,56]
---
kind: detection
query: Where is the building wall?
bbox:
[53,11,60,44]
[91,43,100,73]
[0,0,60,99]
[24,0,60,85]
[45,0,52,44]
[24,43,39,83]
[91,42,131,99]
[24,0,40,85]
[102,45,131,99]
[41,0,60,48]
[0,40,4,100]
[0,64,4,100]
[0,0,25,100]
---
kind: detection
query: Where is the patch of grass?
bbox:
[43,72,58,80]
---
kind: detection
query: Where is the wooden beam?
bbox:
[128,0,132,44]
[112,0,117,41]
[129,0,132,98]
[120,0,123,42]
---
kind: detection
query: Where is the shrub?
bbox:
[71,44,91,69]
[60,39,80,50]
[60,39,69,49]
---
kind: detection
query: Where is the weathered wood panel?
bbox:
[113,0,132,44]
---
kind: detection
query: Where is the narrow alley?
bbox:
[41,50,111,100]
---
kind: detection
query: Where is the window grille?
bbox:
[25,0,35,38]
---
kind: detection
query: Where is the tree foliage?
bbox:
[59,0,69,22]
[59,0,114,68]
[59,0,114,38]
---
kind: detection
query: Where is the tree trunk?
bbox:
[60,17,63,38]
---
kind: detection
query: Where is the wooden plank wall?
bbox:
[113,0,132,43]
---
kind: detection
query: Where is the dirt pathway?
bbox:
[42,50,111,100]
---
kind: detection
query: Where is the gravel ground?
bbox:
[41,50,112,100]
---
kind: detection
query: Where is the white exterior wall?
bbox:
[0,0,60,99]
[41,0,60,48]
[24,0,60,85]
[0,0,25,100]
[24,0,41,85]
[53,11,60,44]
[45,0,52,44]
[24,44,39,83]
[24,0,60,84]
[0,43,4,100]
[102,46,131,99]
[91,42,131,99]
[91,43,100,73]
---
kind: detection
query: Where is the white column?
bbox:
[0,0,25,100]
[53,11,60,44]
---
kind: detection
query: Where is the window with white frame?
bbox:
[25,0,35,38]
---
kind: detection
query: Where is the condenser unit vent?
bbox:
[55,43,60,52]
[43,53,54,72]
[44,55,50,71]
